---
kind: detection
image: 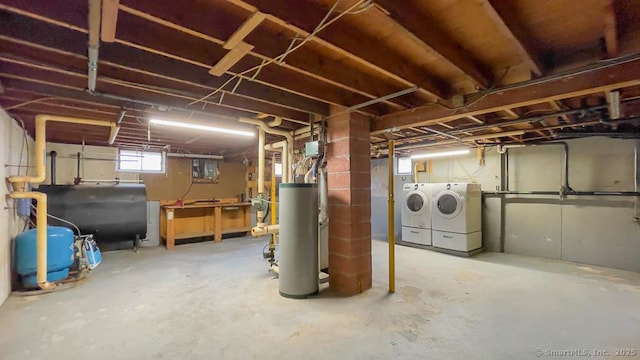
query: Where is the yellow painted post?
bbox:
[388,140,395,293]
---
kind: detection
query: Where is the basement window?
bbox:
[117,149,165,173]
[397,157,412,174]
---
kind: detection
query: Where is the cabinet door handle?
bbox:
[443,235,453,239]
[410,230,420,234]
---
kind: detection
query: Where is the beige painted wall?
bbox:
[43,143,139,185]
[143,158,246,201]
[43,142,247,201]
[0,110,34,306]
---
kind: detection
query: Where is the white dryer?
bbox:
[431,183,482,252]
[401,183,432,246]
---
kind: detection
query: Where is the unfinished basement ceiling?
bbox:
[0,0,639,155]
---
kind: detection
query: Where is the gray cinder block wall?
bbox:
[371,137,640,272]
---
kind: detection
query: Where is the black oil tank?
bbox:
[37,184,147,243]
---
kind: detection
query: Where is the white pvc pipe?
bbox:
[239,117,293,183]
[264,140,290,183]
[251,224,279,236]
[268,116,283,127]
[8,114,115,290]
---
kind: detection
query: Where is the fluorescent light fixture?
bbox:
[461,130,525,142]
[150,118,254,137]
[410,149,470,159]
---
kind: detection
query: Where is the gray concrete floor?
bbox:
[1,237,639,360]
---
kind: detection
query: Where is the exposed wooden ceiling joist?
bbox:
[0,58,313,123]
[375,0,495,90]
[100,0,119,43]
[0,4,387,115]
[373,58,640,134]
[604,0,619,58]
[223,0,449,101]
[484,0,543,76]
[0,34,330,117]
[0,0,639,152]
[114,5,408,110]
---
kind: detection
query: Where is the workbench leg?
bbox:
[166,209,175,250]
[214,207,222,243]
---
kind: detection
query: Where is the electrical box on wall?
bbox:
[191,158,219,183]
[304,141,321,157]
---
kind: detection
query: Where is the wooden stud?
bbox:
[376,0,494,89]
[100,0,119,43]
[604,0,618,58]
[373,58,640,134]
[222,0,448,101]
[209,42,254,76]
[481,0,542,76]
[223,11,266,50]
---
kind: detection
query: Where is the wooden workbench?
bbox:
[160,201,252,249]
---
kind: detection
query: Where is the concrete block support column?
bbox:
[327,109,372,295]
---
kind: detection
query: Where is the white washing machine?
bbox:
[401,183,432,246]
[431,183,482,252]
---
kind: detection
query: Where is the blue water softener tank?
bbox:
[15,226,75,288]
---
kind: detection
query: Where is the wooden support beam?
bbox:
[0,2,388,114]
[547,101,570,124]
[373,58,640,134]
[223,11,266,50]
[100,0,119,42]
[0,75,259,121]
[114,3,409,110]
[375,0,494,89]
[0,21,330,115]
[498,109,518,119]
[467,116,484,124]
[209,41,254,76]
[604,0,618,58]
[485,0,542,76]
[0,55,312,122]
[222,0,448,101]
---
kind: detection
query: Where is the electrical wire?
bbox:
[340,0,374,15]
[5,96,65,111]
[12,115,30,176]
[31,204,82,236]
[179,181,194,200]
[188,0,365,107]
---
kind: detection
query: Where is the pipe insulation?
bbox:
[8,114,116,290]
[264,140,289,185]
[239,117,294,183]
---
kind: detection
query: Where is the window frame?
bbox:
[397,157,412,175]
[116,149,166,174]
[274,163,283,178]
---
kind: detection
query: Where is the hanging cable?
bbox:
[31,204,82,236]
[188,0,365,106]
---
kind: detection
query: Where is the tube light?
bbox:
[410,149,470,159]
[149,118,254,137]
